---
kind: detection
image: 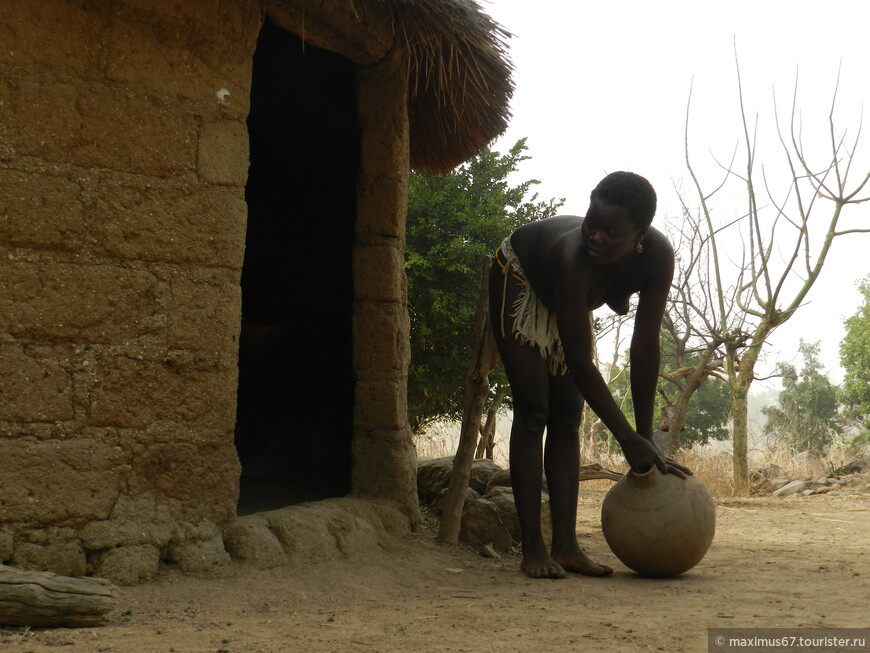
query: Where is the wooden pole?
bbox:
[436,256,498,544]
[0,565,116,628]
[475,388,506,459]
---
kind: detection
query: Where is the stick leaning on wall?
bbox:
[436,256,499,545]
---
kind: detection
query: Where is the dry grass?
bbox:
[414,423,865,499]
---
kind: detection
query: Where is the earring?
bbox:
[636,242,644,254]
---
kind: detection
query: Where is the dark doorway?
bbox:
[236,20,359,515]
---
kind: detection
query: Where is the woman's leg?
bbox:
[544,372,612,576]
[489,264,564,578]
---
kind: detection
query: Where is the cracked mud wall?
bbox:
[0,0,262,583]
[0,0,421,585]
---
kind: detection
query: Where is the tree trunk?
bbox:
[437,257,498,545]
[0,565,116,628]
[731,383,750,491]
[729,338,763,493]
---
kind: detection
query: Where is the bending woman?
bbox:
[490,171,691,579]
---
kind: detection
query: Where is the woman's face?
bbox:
[581,201,643,264]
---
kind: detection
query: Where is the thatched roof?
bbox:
[264,0,514,174]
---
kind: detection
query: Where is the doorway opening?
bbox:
[236,20,359,515]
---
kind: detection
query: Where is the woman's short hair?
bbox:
[590,171,657,230]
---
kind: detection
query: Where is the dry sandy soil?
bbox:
[2,489,868,653]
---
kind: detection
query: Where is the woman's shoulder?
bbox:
[512,215,583,251]
[636,226,675,292]
[644,225,672,246]
[520,214,584,232]
[642,226,674,260]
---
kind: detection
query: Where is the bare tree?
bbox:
[657,207,732,454]
[684,52,870,489]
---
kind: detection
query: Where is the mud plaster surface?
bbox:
[3,490,868,652]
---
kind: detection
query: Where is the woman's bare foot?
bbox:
[520,541,567,579]
[521,553,567,579]
[552,544,613,577]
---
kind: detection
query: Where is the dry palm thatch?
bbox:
[265,0,514,174]
[387,0,514,173]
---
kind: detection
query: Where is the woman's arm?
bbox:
[554,270,667,474]
[630,240,691,476]
[630,248,673,439]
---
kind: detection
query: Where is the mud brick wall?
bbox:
[0,0,262,583]
[351,53,418,514]
[0,0,422,586]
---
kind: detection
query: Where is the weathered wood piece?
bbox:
[0,565,116,628]
[437,257,498,545]
[578,463,624,482]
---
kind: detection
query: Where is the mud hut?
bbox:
[0,0,512,583]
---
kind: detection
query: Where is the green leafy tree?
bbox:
[762,341,841,453]
[405,139,563,432]
[839,276,870,433]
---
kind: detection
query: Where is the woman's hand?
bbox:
[621,435,692,479]
[620,434,668,476]
[664,456,693,478]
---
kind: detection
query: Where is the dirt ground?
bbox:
[2,489,868,653]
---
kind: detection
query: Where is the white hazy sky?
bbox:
[483,0,870,385]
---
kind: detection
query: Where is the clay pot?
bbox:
[601,468,716,577]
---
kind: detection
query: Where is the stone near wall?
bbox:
[767,477,792,491]
[224,517,289,569]
[89,545,160,586]
[264,509,342,566]
[484,468,512,494]
[461,485,552,553]
[416,457,553,552]
[482,486,523,540]
[327,513,380,557]
[416,456,503,506]
[834,458,867,475]
[166,535,231,574]
[282,503,380,559]
[10,542,87,578]
[329,497,411,537]
[430,487,480,516]
[772,480,811,497]
[226,499,392,570]
[459,498,514,553]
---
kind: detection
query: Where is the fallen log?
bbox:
[0,565,116,628]
[579,463,624,482]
